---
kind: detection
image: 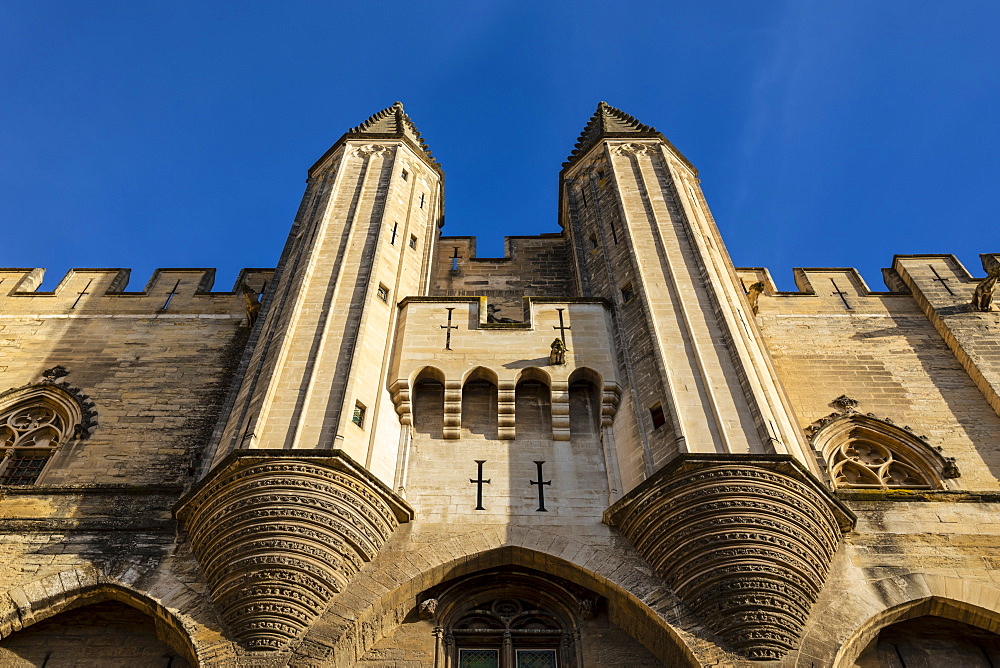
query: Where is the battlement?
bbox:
[737,253,998,310]
[0,267,273,316]
[431,234,575,315]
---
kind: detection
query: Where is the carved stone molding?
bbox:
[604,454,854,661]
[611,141,655,156]
[175,450,412,651]
[352,143,391,158]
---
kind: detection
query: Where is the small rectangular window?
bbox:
[621,282,635,303]
[650,404,666,429]
[409,235,417,250]
[589,235,598,251]
[352,402,366,429]
[401,169,409,181]
[377,284,389,302]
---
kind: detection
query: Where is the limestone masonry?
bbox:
[0,102,998,667]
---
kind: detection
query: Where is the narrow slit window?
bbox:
[401,169,409,181]
[589,235,598,251]
[352,402,366,429]
[650,404,666,430]
[377,284,389,302]
[419,192,425,209]
[581,187,588,207]
[390,222,398,245]
[409,235,418,250]
[610,217,619,244]
[621,282,635,303]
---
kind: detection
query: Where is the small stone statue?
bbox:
[549,338,568,365]
[241,282,262,326]
[746,281,766,316]
[419,598,438,619]
[971,261,1000,312]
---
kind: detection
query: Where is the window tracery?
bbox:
[424,568,593,668]
[808,401,957,491]
[0,379,90,486]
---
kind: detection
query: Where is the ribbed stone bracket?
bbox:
[604,454,854,661]
[175,450,413,651]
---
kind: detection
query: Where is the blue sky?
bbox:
[2,1,997,291]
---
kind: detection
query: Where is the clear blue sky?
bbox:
[2,1,997,291]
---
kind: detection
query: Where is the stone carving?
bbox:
[419,598,438,619]
[240,281,261,327]
[175,452,412,651]
[548,338,568,365]
[612,142,654,156]
[746,281,766,315]
[604,455,853,661]
[352,144,391,158]
[971,258,1000,311]
[41,366,69,381]
[831,395,860,413]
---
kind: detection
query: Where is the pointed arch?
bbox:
[810,413,957,491]
[0,382,96,485]
[0,571,205,667]
[568,367,603,437]
[461,367,498,438]
[411,366,446,437]
[830,587,1000,667]
[293,530,709,668]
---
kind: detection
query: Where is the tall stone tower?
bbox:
[561,103,852,659]
[177,102,441,650]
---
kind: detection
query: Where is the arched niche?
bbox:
[0,582,200,667]
[835,596,1000,667]
[412,366,446,438]
[810,414,957,491]
[568,368,602,438]
[462,367,499,439]
[515,368,551,439]
[0,600,190,667]
[0,382,92,485]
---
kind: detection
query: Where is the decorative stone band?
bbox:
[604,454,854,661]
[175,450,413,652]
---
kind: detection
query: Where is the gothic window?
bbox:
[425,568,589,668]
[811,413,954,491]
[0,391,80,485]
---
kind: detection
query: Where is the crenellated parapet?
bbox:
[605,454,854,661]
[0,267,272,316]
[174,450,412,651]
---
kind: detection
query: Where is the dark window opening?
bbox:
[650,404,666,430]
[620,283,635,303]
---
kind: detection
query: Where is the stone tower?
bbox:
[1,102,999,668]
